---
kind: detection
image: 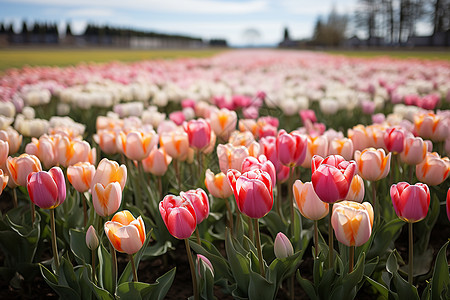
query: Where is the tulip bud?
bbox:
[86,225,99,250]
[274,232,294,259]
[197,254,214,278]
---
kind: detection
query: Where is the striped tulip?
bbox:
[300,135,328,168]
[104,210,146,254]
[293,180,329,220]
[210,108,237,140]
[159,130,190,161]
[311,155,356,203]
[241,155,276,187]
[331,201,373,247]
[390,182,430,223]
[27,167,66,209]
[415,152,450,186]
[57,136,96,167]
[345,175,365,203]
[180,188,209,224]
[227,168,273,219]
[354,148,391,182]
[159,195,197,239]
[25,135,57,169]
[0,169,8,195]
[0,139,9,166]
[0,128,22,155]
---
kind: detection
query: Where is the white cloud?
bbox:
[3,0,269,14]
[66,8,115,18]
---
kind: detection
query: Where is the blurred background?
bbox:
[0,0,448,49]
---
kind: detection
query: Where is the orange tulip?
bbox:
[293,180,329,220]
[92,182,122,217]
[0,169,8,195]
[67,162,96,193]
[0,140,8,166]
[104,210,145,254]
[210,108,237,140]
[0,128,23,155]
[331,201,373,247]
[94,129,118,155]
[354,148,391,181]
[159,130,190,161]
[7,154,42,186]
[416,152,450,186]
[91,158,127,191]
[204,169,233,199]
[57,136,96,167]
[142,146,172,176]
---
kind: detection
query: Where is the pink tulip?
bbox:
[241,155,276,187]
[384,127,405,154]
[25,135,58,169]
[311,155,356,203]
[94,130,118,155]
[299,109,317,124]
[169,111,186,125]
[27,167,66,209]
[0,140,9,166]
[414,112,448,142]
[227,168,273,219]
[447,188,450,222]
[348,125,370,152]
[160,130,190,161]
[159,195,197,239]
[276,129,307,167]
[197,254,214,277]
[0,169,8,195]
[260,136,290,183]
[293,180,329,220]
[180,188,210,224]
[217,143,249,173]
[184,118,211,150]
[274,232,294,259]
[390,182,430,223]
[331,201,373,247]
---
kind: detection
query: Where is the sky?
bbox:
[0,0,357,46]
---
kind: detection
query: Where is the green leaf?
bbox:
[59,257,81,296]
[431,241,449,300]
[260,211,288,238]
[80,266,114,300]
[368,219,404,259]
[98,242,114,294]
[296,270,318,300]
[364,275,389,299]
[40,264,80,300]
[386,251,419,300]
[69,228,91,264]
[118,229,153,285]
[225,229,250,295]
[248,269,275,300]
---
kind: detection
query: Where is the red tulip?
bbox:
[227,168,273,219]
[27,167,66,209]
[159,195,197,239]
[180,188,210,224]
[276,130,307,167]
[384,127,405,154]
[311,155,356,203]
[390,182,430,223]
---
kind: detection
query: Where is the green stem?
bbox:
[235,208,241,236]
[409,164,414,184]
[247,216,254,243]
[408,222,413,285]
[50,209,60,271]
[328,204,334,269]
[349,246,354,273]
[195,227,201,245]
[372,181,378,224]
[276,182,283,219]
[157,176,163,201]
[134,160,143,208]
[314,220,319,258]
[91,249,96,283]
[174,160,181,191]
[290,275,295,300]
[197,150,203,184]
[289,167,295,235]
[12,187,17,208]
[253,218,265,277]
[224,198,233,232]
[185,239,199,300]
[81,192,87,227]
[31,201,35,224]
[130,254,138,282]
[110,242,117,292]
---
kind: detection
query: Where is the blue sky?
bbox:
[0,0,357,46]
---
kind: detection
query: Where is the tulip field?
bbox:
[0,49,449,299]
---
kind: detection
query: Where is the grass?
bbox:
[0,48,226,71]
[325,49,450,61]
